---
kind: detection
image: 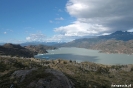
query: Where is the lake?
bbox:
[34,47,133,65]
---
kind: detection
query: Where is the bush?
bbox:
[63,61,67,64]
[13,62,25,68]
[0,62,7,72]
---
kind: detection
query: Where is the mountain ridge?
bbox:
[55,31,133,54]
[0,43,35,57]
[25,45,57,54]
[0,43,57,57]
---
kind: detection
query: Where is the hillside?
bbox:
[0,43,35,57]
[0,43,58,57]
[91,40,133,54]
[55,31,133,54]
[0,56,133,88]
[25,45,57,54]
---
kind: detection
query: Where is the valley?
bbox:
[1,0,133,88]
[0,31,133,88]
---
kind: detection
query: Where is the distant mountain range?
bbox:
[1,31,133,55]
[55,31,133,54]
[20,42,62,46]
[99,31,133,41]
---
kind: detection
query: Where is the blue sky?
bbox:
[0,0,133,43]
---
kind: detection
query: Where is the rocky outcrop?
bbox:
[28,69,74,88]
[11,68,37,82]
[11,68,74,88]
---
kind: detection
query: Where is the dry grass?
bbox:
[0,56,133,88]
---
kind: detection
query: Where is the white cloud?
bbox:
[55,17,64,20]
[24,0,133,43]
[26,33,74,43]
[54,0,133,40]
[58,9,63,12]
[45,34,75,42]
[127,29,133,32]
[49,20,53,23]
[26,33,46,42]
[26,37,31,40]
[102,33,111,36]
[2,29,13,34]
[54,21,109,37]
[68,0,133,30]
[4,32,7,34]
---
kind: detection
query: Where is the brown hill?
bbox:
[55,31,133,54]
[25,45,57,54]
[0,43,35,57]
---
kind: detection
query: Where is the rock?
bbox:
[11,68,74,88]
[28,69,74,88]
[11,68,37,82]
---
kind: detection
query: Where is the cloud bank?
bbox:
[55,0,133,38]
[26,33,46,42]
[26,0,133,42]
[26,33,75,43]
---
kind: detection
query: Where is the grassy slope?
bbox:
[0,56,133,88]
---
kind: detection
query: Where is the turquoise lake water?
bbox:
[34,47,133,65]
